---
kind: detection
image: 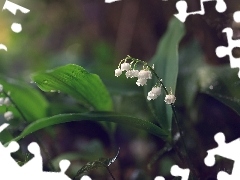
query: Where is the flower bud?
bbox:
[164,94,176,104]
[115,68,122,77]
[4,111,14,121]
[136,78,147,86]
[3,97,11,106]
[0,98,4,106]
[121,63,131,71]
[147,86,161,100]
[138,70,152,79]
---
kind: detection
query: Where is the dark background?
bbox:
[1,0,240,179]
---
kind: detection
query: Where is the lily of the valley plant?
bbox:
[115,55,176,103]
[115,55,197,177]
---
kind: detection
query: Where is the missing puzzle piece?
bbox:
[0,123,72,180]
[154,165,190,180]
[21,142,71,180]
[174,0,226,22]
[171,165,190,180]
[204,132,240,179]
[215,11,240,78]
[0,139,71,179]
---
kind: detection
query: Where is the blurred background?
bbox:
[1,0,240,179]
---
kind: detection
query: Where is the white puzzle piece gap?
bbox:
[0,123,72,180]
[1,1,30,50]
[154,165,190,180]
[0,44,7,51]
[234,11,240,23]
[80,175,92,180]
[11,23,22,33]
[171,165,190,180]
[204,132,240,180]
[2,0,30,15]
[154,176,165,180]
[174,0,227,22]
[215,11,240,78]
[105,0,121,3]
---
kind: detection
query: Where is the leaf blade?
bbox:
[8,112,170,144]
[32,64,113,111]
[0,76,49,122]
[145,17,185,131]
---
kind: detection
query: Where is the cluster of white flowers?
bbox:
[0,84,14,121]
[0,97,11,106]
[115,59,176,104]
[115,62,153,87]
[136,69,152,86]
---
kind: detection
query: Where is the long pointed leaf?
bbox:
[7,112,170,144]
[145,17,185,132]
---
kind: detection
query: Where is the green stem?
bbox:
[148,143,172,169]
[171,104,196,178]
[106,166,115,180]
[125,55,196,178]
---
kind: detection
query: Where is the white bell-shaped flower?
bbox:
[147,91,157,100]
[151,87,161,96]
[3,97,11,106]
[147,86,161,100]
[4,111,14,121]
[121,62,131,71]
[136,78,147,86]
[131,70,139,77]
[165,94,176,104]
[138,70,152,79]
[126,70,139,78]
[125,70,133,78]
[115,68,122,77]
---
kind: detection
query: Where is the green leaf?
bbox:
[7,112,170,144]
[176,40,205,108]
[73,148,119,179]
[0,128,13,144]
[0,76,49,122]
[204,91,240,116]
[145,17,185,132]
[200,64,240,117]
[32,64,113,111]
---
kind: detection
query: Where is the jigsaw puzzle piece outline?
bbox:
[216,27,240,78]
[171,165,190,180]
[174,0,226,22]
[154,165,190,180]
[204,132,240,179]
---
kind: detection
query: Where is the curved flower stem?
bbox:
[148,143,172,169]
[125,56,196,178]
[106,166,115,180]
[171,104,196,178]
